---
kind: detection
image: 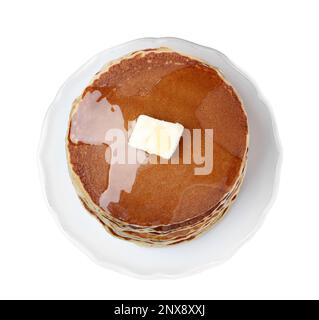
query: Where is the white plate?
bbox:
[38,37,282,278]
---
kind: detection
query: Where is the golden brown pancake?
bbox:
[66,48,249,246]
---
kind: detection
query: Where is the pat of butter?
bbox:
[128,115,184,159]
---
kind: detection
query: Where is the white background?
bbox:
[0,0,318,300]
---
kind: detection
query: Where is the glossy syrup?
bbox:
[69,52,248,226]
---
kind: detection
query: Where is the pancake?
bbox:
[66,48,249,246]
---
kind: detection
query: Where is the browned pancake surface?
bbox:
[67,49,248,227]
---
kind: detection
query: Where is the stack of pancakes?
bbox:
[66,48,249,246]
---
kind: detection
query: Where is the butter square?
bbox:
[128,115,184,159]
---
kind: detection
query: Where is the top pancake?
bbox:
[67,48,248,227]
